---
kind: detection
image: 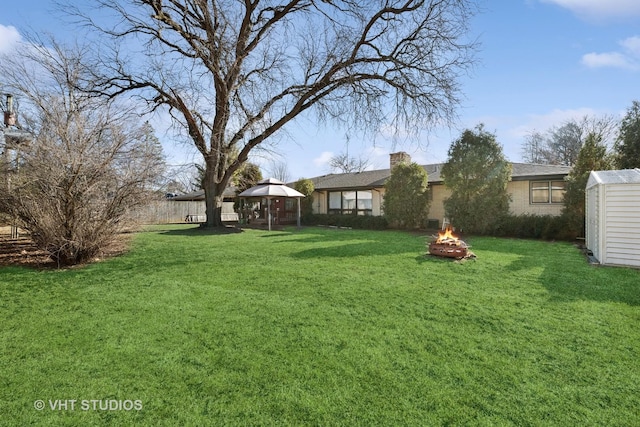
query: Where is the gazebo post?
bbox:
[267,198,272,231]
[297,197,301,228]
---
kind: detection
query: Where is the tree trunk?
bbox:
[203,158,225,228]
[204,186,224,227]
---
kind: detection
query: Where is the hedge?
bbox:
[303,214,388,230]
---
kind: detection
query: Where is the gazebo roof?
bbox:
[238,178,304,198]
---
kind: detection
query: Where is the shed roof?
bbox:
[586,169,640,189]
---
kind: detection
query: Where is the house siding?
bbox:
[310,162,571,223]
[429,184,451,225]
[507,181,564,216]
[312,180,566,220]
[372,189,384,216]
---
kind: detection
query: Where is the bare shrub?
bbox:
[0,38,164,265]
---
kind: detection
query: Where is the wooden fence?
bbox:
[129,200,238,224]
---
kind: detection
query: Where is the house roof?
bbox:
[309,163,572,191]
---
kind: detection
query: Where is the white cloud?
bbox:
[355,145,390,170]
[0,25,21,53]
[541,0,640,21]
[312,151,333,167]
[510,107,600,139]
[620,36,640,56]
[581,52,636,69]
[581,36,640,70]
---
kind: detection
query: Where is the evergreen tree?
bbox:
[233,162,263,214]
[441,124,512,234]
[615,100,640,169]
[383,162,431,229]
[233,163,263,193]
[563,133,614,236]
[294,178,315,218]
[193,158,262,193]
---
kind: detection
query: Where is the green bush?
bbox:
[304,213,576,239]
[303,214,388,230]
[495,214,576,240]
[383,162,430,228]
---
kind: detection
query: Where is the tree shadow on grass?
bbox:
[290,240,420,259]
[278,228,424,259]
[287,233,421,259]
[537,262,640,306]
[473,237,640,306]
[157,225,244,236]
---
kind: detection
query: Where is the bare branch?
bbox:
[67,0,478,226]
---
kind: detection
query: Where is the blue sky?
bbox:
[2,1,640,181]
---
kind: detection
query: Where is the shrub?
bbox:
[294,178,315,218]
[441,125,512,234]
[303,214,388,230]
[0,44,164,266]
[383,162,430,228]
[495,214,576,240]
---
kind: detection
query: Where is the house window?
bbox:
[531,181,566,204]
[329,192,342,210]
[328,190,373,215]
[342,191,356,213]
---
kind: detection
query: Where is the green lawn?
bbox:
[1,225,638,426]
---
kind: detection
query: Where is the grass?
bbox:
[0,225,638,426]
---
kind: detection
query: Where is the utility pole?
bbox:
[2,93,21,239]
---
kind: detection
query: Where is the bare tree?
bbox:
[543,120,584,166]
[520,130,546,164]
[521,116,618,166]
[266,159,291,183]
[581,114,618,146]
[73,0,478,227]
[329,151,371,173]
[0,37,165,265]
[163,163,201,194]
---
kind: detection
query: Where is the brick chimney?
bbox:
[389,151,411,170]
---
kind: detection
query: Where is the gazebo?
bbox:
[238,178,305,230]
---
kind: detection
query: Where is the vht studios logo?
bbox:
[34,399,143,411]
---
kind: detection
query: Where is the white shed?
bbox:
[585,169,640,267]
